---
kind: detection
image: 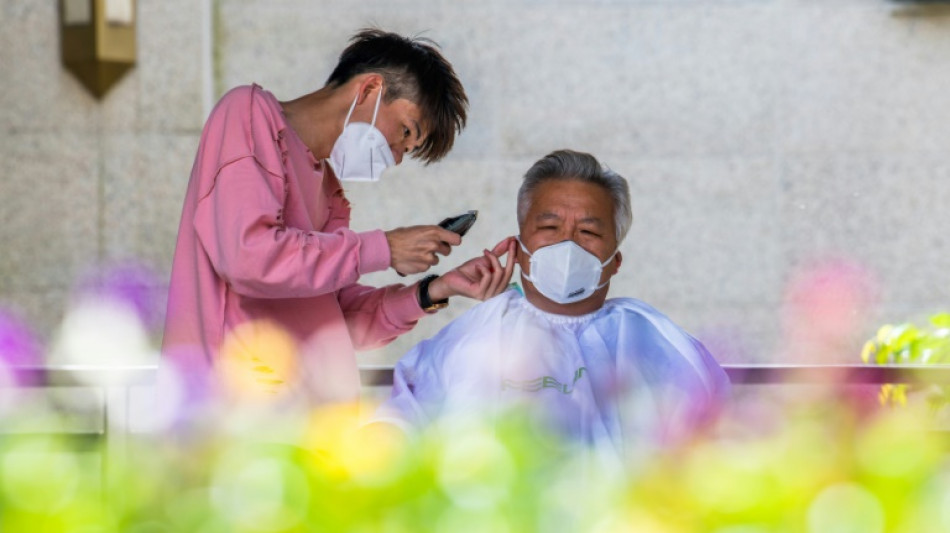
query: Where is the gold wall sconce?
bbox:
[60,0,136,99]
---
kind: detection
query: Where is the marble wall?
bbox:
[3,0,950,366]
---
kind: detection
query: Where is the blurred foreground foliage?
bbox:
[3,274,950,532]
[0,396,949,533]
[862,312,950,410]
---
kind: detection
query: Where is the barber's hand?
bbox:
[428,236,516,302]
[385,225,463,275]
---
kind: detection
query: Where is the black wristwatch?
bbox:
[418,274,449,312]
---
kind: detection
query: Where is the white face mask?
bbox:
[328,86,395,182]
[518,237,617,304]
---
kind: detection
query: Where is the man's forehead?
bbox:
[533,211,606,226]
[533,180,611,207]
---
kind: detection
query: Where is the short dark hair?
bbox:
[518,150,633,243]
[326,28,468,164]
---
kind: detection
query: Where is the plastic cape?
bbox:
[374,290,729,458]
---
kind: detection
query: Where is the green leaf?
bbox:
[876,324,895,345]
[875,343,892,365]
[861,341,876,364]
[892,325,921,353]
[929,313,950,328]
[916,335,950,363]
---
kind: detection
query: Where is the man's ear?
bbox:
[513,236,530,273]
[356,74,384,105]
[610,251,622,276]
[515,236,529,258]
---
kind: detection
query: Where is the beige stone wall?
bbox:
[0,1,204,341]
[3,0,950,365]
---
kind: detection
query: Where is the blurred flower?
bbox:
[48,295,155,376]
[781,258,879,363]
[0,308,42,386]
[75,261,164,331]
[218,320,298,403]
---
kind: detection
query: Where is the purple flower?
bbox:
[0,309,43,386]
[75,261,164,330]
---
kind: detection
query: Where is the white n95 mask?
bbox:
[518,237,617,304]
[327,86,395,182]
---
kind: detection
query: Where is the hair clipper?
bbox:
[438,210,478,236]
[395,210,478,277]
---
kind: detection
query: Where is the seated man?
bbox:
[374,149,729,457]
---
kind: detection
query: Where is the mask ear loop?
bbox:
[370,84,384,127]
[591,248,621,292]
[515,235,532,258]
[342,82,384,129]
[515,236,538,283]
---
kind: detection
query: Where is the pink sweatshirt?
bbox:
[162,84,427,401]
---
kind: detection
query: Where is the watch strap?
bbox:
[418,274,449,311]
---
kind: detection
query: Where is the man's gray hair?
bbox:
[517,149,633,243]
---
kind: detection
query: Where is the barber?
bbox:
[162,29,515,402]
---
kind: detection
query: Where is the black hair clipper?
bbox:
[395,210,478,277]
[438,210,478,236]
